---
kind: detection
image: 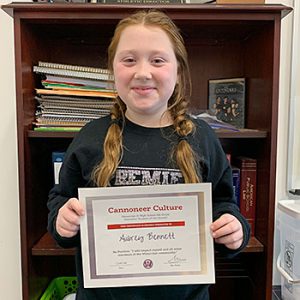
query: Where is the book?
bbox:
[52,152,65,184]
[234,156,257,236]
[43,74,114,89]
[231,166,240,207]
[208,77,246,129]
[35,127,81,132]
[35,88,117,98]
[33,65,113,82]
[35,95,114,109]
[38,61,110,74]
[34,118,88,127]
[41,81,115,93]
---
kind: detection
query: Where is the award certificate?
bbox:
[79,183,215,288]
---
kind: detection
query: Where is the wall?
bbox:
[0,0,22,299]
[0,1,296,298]
[287,0,300,191]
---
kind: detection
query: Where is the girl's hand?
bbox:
[56,198,85,238]
[210,213,243,250]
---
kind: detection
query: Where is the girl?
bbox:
[48,10,250,300]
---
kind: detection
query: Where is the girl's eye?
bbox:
[122,57,136,65]
[152,58,165,65]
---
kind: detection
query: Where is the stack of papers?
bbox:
[33,61,116,130]
[34,94,114,129]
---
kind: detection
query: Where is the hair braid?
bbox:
[92,98,125,187]
[169,93,201,184]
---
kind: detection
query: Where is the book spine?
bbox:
[38,61,109,74]
[231,166,240,207]
[235,157,257,236]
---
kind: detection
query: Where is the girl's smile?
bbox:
[131,86,156,96]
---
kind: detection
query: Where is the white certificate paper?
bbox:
[79,183,215,288]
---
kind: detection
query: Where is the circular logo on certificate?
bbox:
[143,259,153,269]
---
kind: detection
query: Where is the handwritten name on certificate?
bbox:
[79,183,215,288]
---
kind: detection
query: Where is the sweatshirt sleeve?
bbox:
[47,138,85,248]
[194,119,250,257]
[47,117,108,248]
[47,119,99,248]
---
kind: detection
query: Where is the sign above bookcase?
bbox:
[217,0,265,4]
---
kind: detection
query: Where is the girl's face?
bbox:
[113,24,178,126]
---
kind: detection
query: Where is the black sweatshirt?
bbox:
[48,115,250,300]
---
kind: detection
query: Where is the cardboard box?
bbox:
[217,0,265,4]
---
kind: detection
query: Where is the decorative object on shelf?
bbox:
[192,111,240,131]
[52,152,65,184]
[208,77,246,129]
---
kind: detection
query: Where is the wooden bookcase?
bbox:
[2,3,292,300]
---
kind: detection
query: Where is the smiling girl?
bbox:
[48,10,250,300]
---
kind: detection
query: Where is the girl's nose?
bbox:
[134,61,152,81]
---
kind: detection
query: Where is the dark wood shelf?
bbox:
[2,3,292,19]
[28,130,77,139]
[32,232,264,256]
[28,128,267,139]
[215,128,267,139]
[32,232,75,256]
[242,236,264,253]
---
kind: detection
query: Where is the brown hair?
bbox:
[92,10,201,187]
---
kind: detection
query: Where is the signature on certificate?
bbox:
[167,252,187,264]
